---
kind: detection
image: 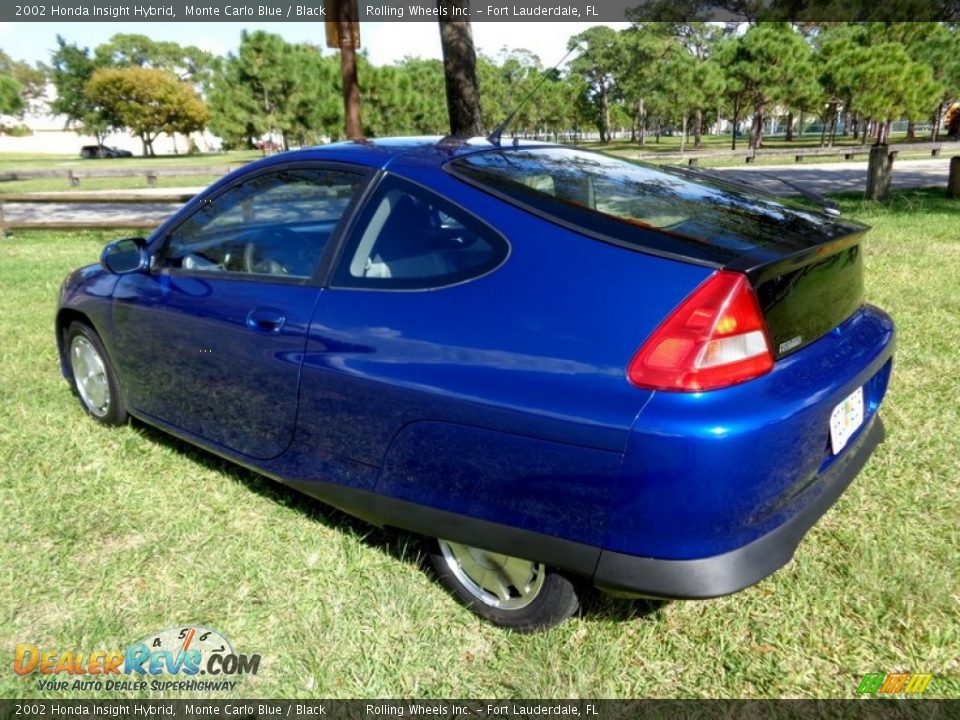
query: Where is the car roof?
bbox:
[252,136,556,171]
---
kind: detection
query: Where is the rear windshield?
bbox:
[447,147,842,265]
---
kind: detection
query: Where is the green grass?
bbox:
[1,190,959,699]
[585,130,937,154]
[586,133,960,168]
[0,150,263,193]
[0,150,262,174]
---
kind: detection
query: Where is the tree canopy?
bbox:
[14,21,960,150]
[86,67,209,155]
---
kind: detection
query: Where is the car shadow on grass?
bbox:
[131,418,668,627]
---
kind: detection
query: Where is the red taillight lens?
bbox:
[628,270,774,392]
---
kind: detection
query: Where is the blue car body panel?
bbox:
[108,273,322,459]
[56,137,896,598]
[609,305,894,560]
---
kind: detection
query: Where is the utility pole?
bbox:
[326,0,363,140]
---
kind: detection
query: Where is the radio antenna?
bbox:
[487,44,578,147]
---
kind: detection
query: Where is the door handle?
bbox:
[246,307,285,334]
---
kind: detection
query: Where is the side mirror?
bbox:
[101,237,148,275]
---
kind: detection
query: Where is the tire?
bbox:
[65,322,127,426]
[429,538,580,632]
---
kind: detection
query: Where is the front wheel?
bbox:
[66,322,127,426]
[430,539,580,632]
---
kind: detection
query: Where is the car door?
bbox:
[109,164,370,460]
[294,173,512,475]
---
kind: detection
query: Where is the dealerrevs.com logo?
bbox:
[13,626,260,692]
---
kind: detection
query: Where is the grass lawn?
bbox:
[1,189,958,699]
[0,150,264,193]
[585,133,960,168]
[0,150,262,174]
[584,130,946,154]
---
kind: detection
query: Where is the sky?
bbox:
[0,21,628,68]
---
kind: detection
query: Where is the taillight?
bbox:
[628,271,774,392]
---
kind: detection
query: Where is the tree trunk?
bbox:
[680,114,687,154]
[638,97,646,146]
[906,120,915,140]
[438,5,482,137]
[932,103,942,142]
[599,87,610,143]
[750,105,764,150]
[731,107,739,151]
[694,108,703,149]
[948,156,960,198]
[785,111,794,141]
[866,144,893,201]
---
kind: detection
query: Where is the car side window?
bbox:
[333,175,508,290]
[160,168,365,279]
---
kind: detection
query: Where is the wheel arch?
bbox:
[56,309,91,378]
[56,308,106,381]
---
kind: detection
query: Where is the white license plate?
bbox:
[830,386,864,455]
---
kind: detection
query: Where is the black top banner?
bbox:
[2,0,959,22]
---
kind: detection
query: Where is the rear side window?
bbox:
[333,175,508,290]
[448,148,847,265]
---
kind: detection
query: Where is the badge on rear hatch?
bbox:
[830,386,864,455]
[779,335,803,354]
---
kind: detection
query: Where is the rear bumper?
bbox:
[593,415,884,599]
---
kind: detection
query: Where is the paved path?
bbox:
[712,157,954,196]
[2,201,190,225]
[2,157,955,226]
[0,187,206,227]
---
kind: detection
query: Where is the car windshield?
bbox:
[447,147,846,265]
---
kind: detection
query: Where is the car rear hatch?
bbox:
[730,228,866,358]
[447,146,868,357]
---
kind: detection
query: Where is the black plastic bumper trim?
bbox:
[283,478,604,579]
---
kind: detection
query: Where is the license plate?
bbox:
[830,386,864,455]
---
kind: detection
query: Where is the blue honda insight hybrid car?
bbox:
[57,138,894,631]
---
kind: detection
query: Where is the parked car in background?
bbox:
[56,137,895,631]
[79,145,133,159]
